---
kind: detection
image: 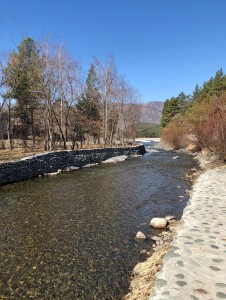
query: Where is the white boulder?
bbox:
[150,217,167,229]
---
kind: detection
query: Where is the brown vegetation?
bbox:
[190,95,226,159]
[161,93,226,160]
[160,69,226,160]
[122,246,169,300]
[161,115,189,150]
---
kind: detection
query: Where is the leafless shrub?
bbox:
[192,95,226,159]
[161,115,189,149]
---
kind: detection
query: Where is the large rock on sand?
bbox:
[150,217,167,229]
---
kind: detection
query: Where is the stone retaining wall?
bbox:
[0,145,145,186]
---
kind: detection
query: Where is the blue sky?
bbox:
[1,0,226,102]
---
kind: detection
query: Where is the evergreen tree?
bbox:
[212,68,225,93]
[76,64,101,142]
[192,84,200,102]
[161,97,180,128]
[194,69,226,103]
[161,92,189,128]
[177,92,190,113]
[3,37,42,144]
[77,64,101,120]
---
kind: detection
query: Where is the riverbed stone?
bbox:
[135,231,146,242]
[151,236,162,241]
[150,218,168,229]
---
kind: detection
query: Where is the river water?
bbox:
[0,142,198,299]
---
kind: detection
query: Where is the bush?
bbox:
[190,95,226,159]
[161,116,189,149]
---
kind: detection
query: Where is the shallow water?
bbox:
[0,143,198,299]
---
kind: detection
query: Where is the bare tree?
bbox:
[112,77,140,146]
[0,52,18,150]
[39,38,82,150]
[93,56,118,146]
[1,38,140,152]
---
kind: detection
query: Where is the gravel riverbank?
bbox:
[123,141,226,300]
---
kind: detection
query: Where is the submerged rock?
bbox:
[172,156,180,159]
[135,231,146,242]
[150,217,167,229]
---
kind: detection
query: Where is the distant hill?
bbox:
[137,101,164,124]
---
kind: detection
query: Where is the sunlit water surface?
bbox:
[0,143,198,299]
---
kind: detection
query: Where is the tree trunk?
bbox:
[31,108,35,149]
[7,99,13,150]
[47,100,54,151]
[52,106,67,149]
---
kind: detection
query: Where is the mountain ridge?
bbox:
[137,101,164,124]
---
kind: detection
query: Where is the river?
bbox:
[0,142,198,299]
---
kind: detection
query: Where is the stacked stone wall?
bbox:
[0,145,145,186]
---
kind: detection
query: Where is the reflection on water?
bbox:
[0,144,198,299]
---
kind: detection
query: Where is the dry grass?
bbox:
[0,142,138,163]
[122,220,180,300]
[122,246,170,300]
[0,149,48,163]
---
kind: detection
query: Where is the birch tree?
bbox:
[93,56,118,146]
[40,39,82,150]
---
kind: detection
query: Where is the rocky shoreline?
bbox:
[122,139,225,300]
[123,217,179,300]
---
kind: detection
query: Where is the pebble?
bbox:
[135,231,146,242]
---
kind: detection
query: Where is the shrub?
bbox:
[161,115,189,149]
[191,95,226,159]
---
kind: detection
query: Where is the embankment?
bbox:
[149,165,226,299]
[123,143,225,300]
[0,145,145,186]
